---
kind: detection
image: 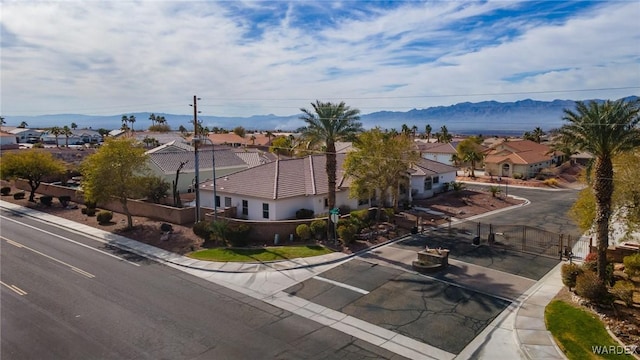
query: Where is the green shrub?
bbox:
[160,223,173,232]
[624,253,640,278]
[296,224,311,241]
[338,205,351,215]
[337,224,357,245]
[58,195,71,207]
[350,209,370,223]
[32,142,44,148]
[543,178,558,187]
[611,280,635,307]
[310,220,326,239]
[336,218,351,229]
[295,208,314,219]
[575,271,609,303]
[96,210,113,224]
[513,173,523,179]
[0,187,11,196]
[83,207,96,216]
[226,223,251,247]
[193,221,213,240]
[488,186,501,197]
[561,263,583,290]
[40,195,53,206]
[13,192,25,200]
[85,200,97,209]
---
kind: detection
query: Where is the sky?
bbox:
[1,0,639,118]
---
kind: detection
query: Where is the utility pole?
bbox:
[191,95,201,222]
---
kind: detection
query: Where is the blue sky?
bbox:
[1,1,639,117]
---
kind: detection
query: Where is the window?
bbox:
[225,197,232,207]
[215,196,220,207]
[242,200,248,216]
[262,203,269,219]
[324,198,329,208]
[424,177,432,191]
[433,176,439,184]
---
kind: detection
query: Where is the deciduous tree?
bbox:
[80,138,150,229]
[0,150,65,202]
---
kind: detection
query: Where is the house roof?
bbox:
[146,140,194,154]
[484,139,554,165]
[147,148,247,174]
[207,154,348,200]
[133,131,189,145]
[409,158,458,176]
[415,142,458,154]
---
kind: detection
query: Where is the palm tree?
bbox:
[121,116,129,131]
[128,115,136,132]
[300,101,362,240]
[149,113,156,127]
[62,126,72,147]
[411,125,418,139]
[0,116,5,126]
[50,126,62,147]
[401,124,411,137]
[265,131,274,145]
[437,125,452,143]
[70,122,78,130]
[532,127,545,143]
[425,124,432,142]
[559,99,640,281]
[18,121,28,128]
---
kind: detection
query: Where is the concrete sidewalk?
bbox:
[0,200,567,359]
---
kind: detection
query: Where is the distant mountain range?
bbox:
[5,96,637,136]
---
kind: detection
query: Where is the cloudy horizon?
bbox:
[2,1,639,118]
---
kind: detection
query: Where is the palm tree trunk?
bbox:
[326,142,337,241]
[593,156,613,281]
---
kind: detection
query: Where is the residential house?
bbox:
[415,141,458,165]
[483,139,558,179]
[40,129,102,145]
[145,145,249,194]
[408,158,459,200]
[199,154,363,221]
[7,127,42,143]
[0,131,18,149]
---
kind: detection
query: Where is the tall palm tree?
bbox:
[425,124,432,142]
[62,126,72,147]
[71,122,78,130]
[438,125,452,143]
[18,121,28,128]
[401,124,411,137]
[559,99,640,281]
[50,126,62,147]
[300,101,362,240]
[411,125,418,139]
[149,113,156,127]
[532,127,545,143]
[0,116,6,126]
[128,115,136,132]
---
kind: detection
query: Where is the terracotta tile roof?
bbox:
[147,148,247,174]
[484,139,554,165]
[210,154,347,200]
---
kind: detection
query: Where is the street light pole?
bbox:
[190,95,201,223]
[201,136,217,222]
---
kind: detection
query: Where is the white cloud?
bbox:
[1,1,638,118]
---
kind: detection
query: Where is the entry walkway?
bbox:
[0,200,566,359]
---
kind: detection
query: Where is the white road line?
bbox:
[0,215,140,267]
[0,281,28,296]
[2,236,95,279]
[313,276,370,295]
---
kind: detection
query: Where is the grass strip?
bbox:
[188,245,333,262]
[545,300,635,360]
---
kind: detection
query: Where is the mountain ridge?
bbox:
[4,96,637,136]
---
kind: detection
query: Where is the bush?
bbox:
[193,221,213,240]
[84,201,97,209]
[624,253,640,278]
[338,205,351,215]
[310,220,327,239]
[0,187,11,196]
[13,192,25,200]
[350,209,370,223]
[611,280,635,307]
[96,210,113,224]
[337,224,357,245]
[561,263,583,290]
[295,208,314,219]
[582,253,614,284]
[58,195,71,207]
[32,142,44,148]
[226,223,251,247]
[40,195,53,206]
[83,207,96,216]
[543,178,558,187]
[160,223,173,232]
[513,173,523,179]
[575,271,609,303]
[296,224,311,241]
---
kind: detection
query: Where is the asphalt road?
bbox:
[0,210,407,360]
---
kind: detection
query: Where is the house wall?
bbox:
[486,160,554,179]
[148,165,247,194]
[200,188,361,221]
[410,171,457,199]
[0,135,17,146]
[13,130,41,143]
[421,152,454,165]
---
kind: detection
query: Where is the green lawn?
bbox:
[545,300,636,360]
[187,245,333,262]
